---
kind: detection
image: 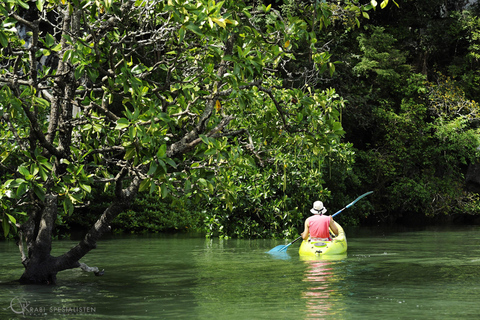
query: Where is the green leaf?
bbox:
[185,23,203,36]
[63,197,74,215]
[6,213,16,225]
[165,158,177,168]
[158,159,167,173]
[63,50,73,62]
[87,68,99,82]
[45,33,55,47]
[160,184,169,199]
[179,26,185,43]
[16,0,29,9]
[38,166,48,181]
[380,0,388,9]
[18,165,30,177]
[0,31,8,47]
[33,185,45,202]
[36,0,44,11]
[157,144,167,158]
[139,178,150,192]
[211,18,226,29]
[50,43,62,52]
[147,162,158,175]
[207,181,214,193]
[79,183,92,193]
[74,65,85,80]
[199,134,209,144]
[115,118,130,130]
[0,4,8,16]
[33,97,50,108]
[2,217,10,238]
[185,179,191,192]
[124,147,136,160]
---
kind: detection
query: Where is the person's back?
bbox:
[307,214,331,240]
[301,201,338,241]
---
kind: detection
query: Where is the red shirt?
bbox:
[308,215,331,240]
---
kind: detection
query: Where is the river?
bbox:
[1,225,480,319]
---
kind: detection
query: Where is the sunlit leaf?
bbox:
[79,183,92,193]
[16,0,29,9]
[157,144,167,158]
[179,26,185,43]
[212,18,226,28]
[115,118,130,130]
[45,33,55,47]
[139,178,151,192]
[124,147,136,160]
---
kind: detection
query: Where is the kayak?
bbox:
[299,221,347,257]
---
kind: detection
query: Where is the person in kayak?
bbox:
[301,201,339,241]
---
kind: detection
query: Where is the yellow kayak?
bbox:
[299,221,347,257]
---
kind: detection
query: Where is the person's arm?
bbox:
[329,217,339,236]
[301,218,310,240]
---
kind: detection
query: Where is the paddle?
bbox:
[267,191,373,254]
[267,235,303,254]
[332,191,373,217]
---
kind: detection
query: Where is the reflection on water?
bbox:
[303,260,334,319]
[1,226,480,319]
[302,255,347,320]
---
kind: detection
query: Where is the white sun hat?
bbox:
[310,201,327,215]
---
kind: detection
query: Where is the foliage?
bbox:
[0,0,386,250]
[351,71,480,221]
[199,86,353,238]
[332,9,480,224]
[111,194,204,234]
[1,0,477,250]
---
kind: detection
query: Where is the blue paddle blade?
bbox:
[268,251,291,260]
[267,245,287,253]
[267,236,302,254]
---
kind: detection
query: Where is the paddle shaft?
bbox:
[287,235,302,246]
[332,191,373,218]
[278,235,303,252]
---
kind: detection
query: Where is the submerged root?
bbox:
[79,262,105,276]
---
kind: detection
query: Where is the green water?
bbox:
[1,226,480,319]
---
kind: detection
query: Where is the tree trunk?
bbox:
[18,176,139,284]
[19,194,60,284]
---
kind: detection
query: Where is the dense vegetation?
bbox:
[108,0,480,237]
[1,0,480,253]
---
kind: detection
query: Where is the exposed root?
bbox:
[79,262,105,276]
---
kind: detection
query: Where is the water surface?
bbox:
[1,226,480,319]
